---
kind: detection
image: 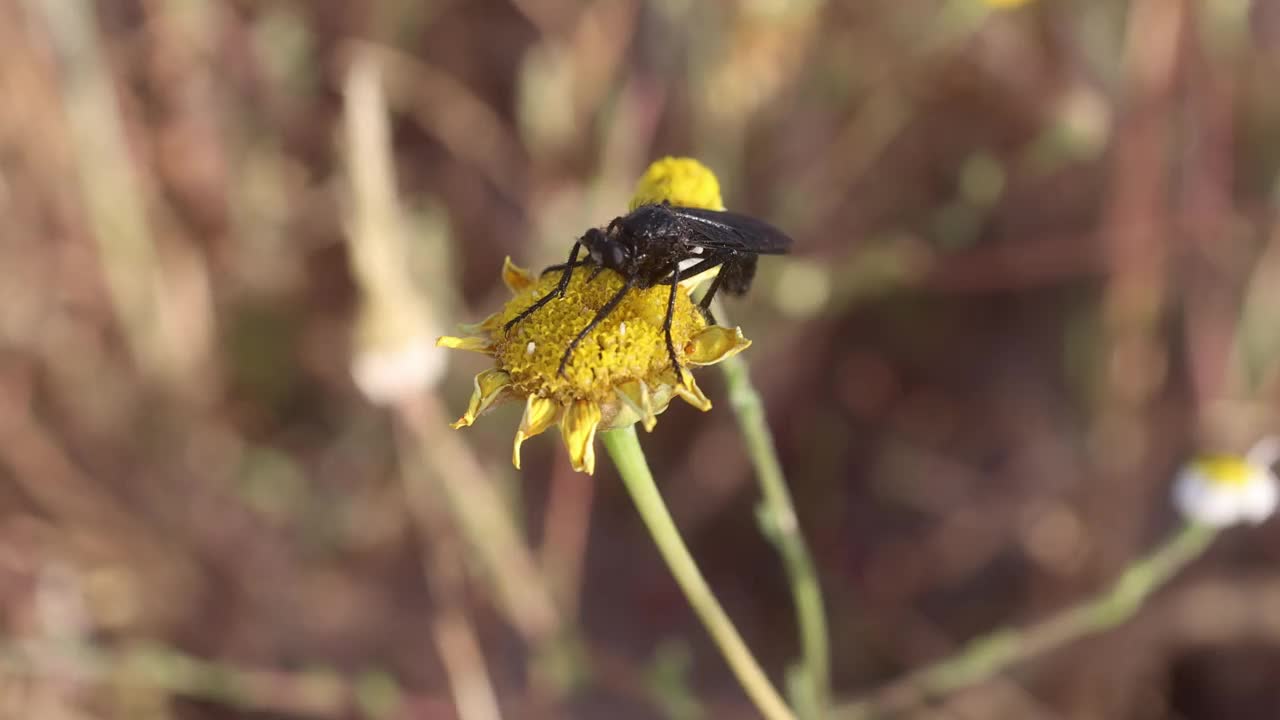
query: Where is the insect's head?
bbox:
[581,226,629,273]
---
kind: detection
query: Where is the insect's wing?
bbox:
[668,206,793,255]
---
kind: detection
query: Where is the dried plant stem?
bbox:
[834,522,1218,719]
[538,463,596,618]
[0,640,398,718]
[33,0,211,385]
[601,426,797,720]
[395,427,503,720]
[399,394,583,707]
[715,299,829,716]
[398,395,562,645]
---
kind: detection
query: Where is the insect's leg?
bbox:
[557,279,634,377]
[505,242,581,332]
[655,258,721,285]
[540,259,590,276]
[696,271,726,324]
[663,262,682,373]
[656,257,722,323]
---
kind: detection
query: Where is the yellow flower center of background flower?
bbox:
[630,156,726,211]
[496,269,706,404]
[1192,455,1256,487]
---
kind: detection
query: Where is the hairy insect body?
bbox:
[506,202,792,377]
[584,204,761,297]
[585,204,701,289]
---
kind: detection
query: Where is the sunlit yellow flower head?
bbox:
[630,156,726,212]
[438,158,751,474]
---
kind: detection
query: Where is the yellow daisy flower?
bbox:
[438,158,751,474]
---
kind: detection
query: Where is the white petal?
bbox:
[1241,472,1279,524]
[1172,464,1279,528]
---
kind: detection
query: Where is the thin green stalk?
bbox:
[717,334,830,716]
[602,426,797,720]
[834,522,1218,719]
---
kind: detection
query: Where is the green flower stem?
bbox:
[602,426,797,720]
[834,521,1219,719]
[718,339,830,715]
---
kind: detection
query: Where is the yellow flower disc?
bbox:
[496,269,706,406]
[1191,455,1255,486]
[437,157,756,474]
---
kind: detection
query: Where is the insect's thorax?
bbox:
[610,205,694,287]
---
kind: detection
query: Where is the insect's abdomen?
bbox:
[720,255,758,295]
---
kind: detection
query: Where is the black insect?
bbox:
[504,201,793,376]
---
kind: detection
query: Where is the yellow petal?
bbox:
[616,379,657,432]
[512,395,560,469]
[687,326,751,366]
[437,335,495,354]
[450,369,512,428]
[679,367,696,391]
[457,312,503,335]
[679,264,721,292]
[560,400,603,475]
[672,370,712,412]
[502,257,538,294]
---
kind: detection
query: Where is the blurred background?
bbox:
[3,0,1280,718]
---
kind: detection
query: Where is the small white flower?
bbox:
[1173,443,1279,528]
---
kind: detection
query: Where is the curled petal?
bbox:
[561,400,603,475]
[672,370,712,412]
[437,335,495,354]
[502,257,538,294]
[451,369,512,428]
[616,379,656,432]
[687,326,751,366]
[512,395,560,469]
[457,312,504,336]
